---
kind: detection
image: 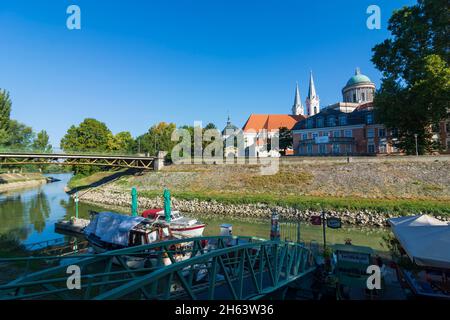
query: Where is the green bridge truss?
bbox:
[0,152,155,169]
[0,236,316,300]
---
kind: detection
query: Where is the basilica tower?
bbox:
[305,71,320,116]
[292,82,305,116]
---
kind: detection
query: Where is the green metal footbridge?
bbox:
[0,236,316,300]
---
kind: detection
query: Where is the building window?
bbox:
[347,145,352,153]
[317,117,324,127]
[332,144,340,154]
[378,128,386,137]
[366,113,373,124]
[339,115,347,126]
[328,116,336,127]
[353,93,357,102]
[302,133,308,140]
[307,144,313,154]
[307,119,314,129]
[368,144,375,153]
[312,132,318,139]
[319,144,326,154]
[333,131,340,138]
[367,128,375,138]
[344,130,352,138]
[361,92,365,101]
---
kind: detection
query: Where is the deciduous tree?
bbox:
[371,0,450,154]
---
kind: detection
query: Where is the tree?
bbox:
[278,127,293,154]
[137,122,177,156]
[32,130,52,153]
[60,118,113,153]
[371,0,450,154]
[6,120,34,150]
[0,89,12,146]
[110,131,135,153]
[60,118,114,175]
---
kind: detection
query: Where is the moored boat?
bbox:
[84,211,194,268]
[142,208,206,238]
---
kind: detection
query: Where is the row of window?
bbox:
[301,129,353,140]
[306,113,374,129]
[300,144,352,154]
[299,143,388,155]
[300,127,386,140]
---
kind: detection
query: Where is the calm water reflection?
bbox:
[0,173,390,251]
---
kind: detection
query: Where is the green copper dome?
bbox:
[346,68,373,87]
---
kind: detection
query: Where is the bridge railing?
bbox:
[0,236,315,300]
[0,148,151,157]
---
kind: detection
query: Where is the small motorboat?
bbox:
[84,211,193,268]
[142,208,206,238]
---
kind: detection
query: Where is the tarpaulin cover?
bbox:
[389,215,450,269]
[84,212,145,246]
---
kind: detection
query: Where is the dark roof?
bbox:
[292,107,374,131]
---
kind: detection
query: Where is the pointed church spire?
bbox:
[307,71,317,99]
[292,82,305,116]
[305,71,320,116]
[294,82,301,105]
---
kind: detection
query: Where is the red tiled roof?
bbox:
[242,114,305,132]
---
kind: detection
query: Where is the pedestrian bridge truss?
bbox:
[0,152,155,169]
[0,236,315,300]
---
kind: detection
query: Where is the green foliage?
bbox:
[137,122,178,156]
[60,118,115,175]
[0,89,11,145]
[60,118,113,153]
[5,120,34,149]
[372,0,450,154]
[277,127,293,153]
[32,130,52,153]
[110,131,135,153]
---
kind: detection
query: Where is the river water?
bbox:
[0,173,390,252]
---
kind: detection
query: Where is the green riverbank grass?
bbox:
[140,190,450,216]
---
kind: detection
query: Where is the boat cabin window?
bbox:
[129,231,146,246]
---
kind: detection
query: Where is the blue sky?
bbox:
[0,0,416,148]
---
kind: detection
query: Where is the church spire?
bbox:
[307,71,317,99]
[305,71,320,116]
[292,82,305,116]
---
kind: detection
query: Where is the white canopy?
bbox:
[389,215,450,269]
[84,212,145,246]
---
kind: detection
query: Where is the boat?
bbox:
[84,211,194,268]
[142,208,206,238]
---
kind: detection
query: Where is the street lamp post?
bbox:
[414,134,419,156]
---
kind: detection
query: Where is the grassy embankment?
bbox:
[68,171,121,190]
[0,172,48,193]
[72,160,450,216]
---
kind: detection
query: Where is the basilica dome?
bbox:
[346,73,372,87]
[342,68,376,104]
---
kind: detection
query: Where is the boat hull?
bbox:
[170,224,205,238]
